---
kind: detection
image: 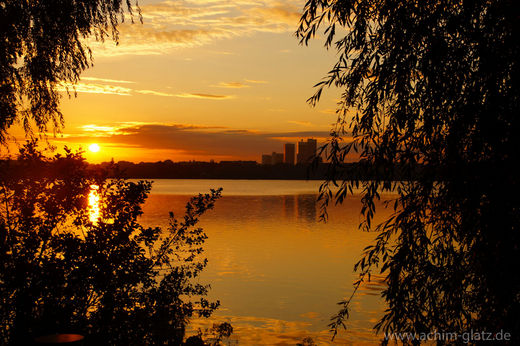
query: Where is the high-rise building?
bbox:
[261,154,272,165]
[296,141,305,163]
[284,143,295,165]
[297,139,317,164]
[263,139,316,165]
[307,138,317,157]
[272,152,284,165]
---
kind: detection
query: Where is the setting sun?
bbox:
[89,143,100,153]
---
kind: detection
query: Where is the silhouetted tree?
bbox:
[0,0,139,143]
[298,0,519,342]
[186,322,234,346]
[0,142,221,344]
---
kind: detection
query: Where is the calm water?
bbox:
[139,180,392,345]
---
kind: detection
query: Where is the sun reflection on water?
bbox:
[88,184,100,224]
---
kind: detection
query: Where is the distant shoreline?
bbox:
[96,160,328,180]
[89,160,417,180]
[1,159,417,181]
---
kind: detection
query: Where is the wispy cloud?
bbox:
[319,108,337,114]
[92,0,303,57]
[175,93,234,99]
[81,77,135,84]
[216,82,250,88]
[56,83,132,96]
[82,125,122,133]
[57,81,234,100]
[247,4,300,26]
[299,311,320,319]
[135,89,175,97]
[245,79,269,84]
[287,120,313,127]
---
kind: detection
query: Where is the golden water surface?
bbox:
[138,180,392,345]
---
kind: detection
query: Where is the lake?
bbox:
[139,180,392,345]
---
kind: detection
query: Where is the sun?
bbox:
[88,143,100,153]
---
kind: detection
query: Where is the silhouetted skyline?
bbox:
[262,138,317,165]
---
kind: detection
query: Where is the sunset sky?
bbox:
[12,0,344,163]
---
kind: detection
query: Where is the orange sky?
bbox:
[9,0,347,163]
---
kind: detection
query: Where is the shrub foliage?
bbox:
[0,142,221,344]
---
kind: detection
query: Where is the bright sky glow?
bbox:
[89,143,101,153]
[88,185,100,224]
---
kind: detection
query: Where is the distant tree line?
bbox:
[1,157,428,180]
[76,160,422,180]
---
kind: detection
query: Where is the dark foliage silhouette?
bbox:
[0,0,139,143]
[0,142,221,345]
[298,0,519,342]
[185,322,234,346]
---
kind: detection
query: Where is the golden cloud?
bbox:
[90,0,303,57]
[287,120,313,127]
[80,77,135,84]
[245,79,269,84]
[175,93,234,99]
[216,82,250,88]
[56,81,234,100]
[135,89,175,97]
[55,82,132,96]
[54,122,330,159]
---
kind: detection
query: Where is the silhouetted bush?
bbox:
[0,142,221,345]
